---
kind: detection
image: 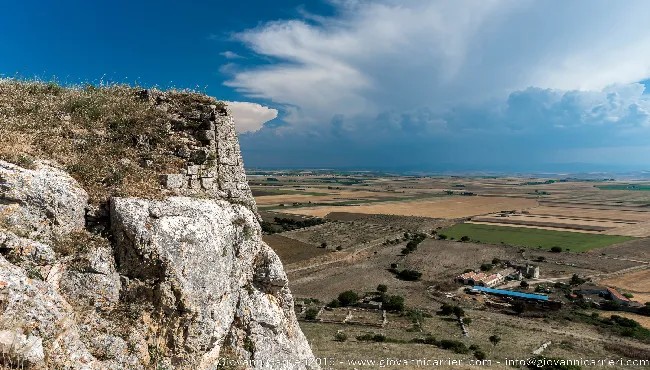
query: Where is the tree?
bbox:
[328,299,340,308]
[492,258,501,265]
[438,234,448,240]
[480,263,493,272]
[453,306,465,318]
[489,335,501,346]
[440,303,454,316]
[305,307,320,320]
[520,281,529,289]
[396,269,422,281]
[460,236,470,242]
[382,295,405,311]
[570,274,586,286]
[550,246,563,253]
[320,242,327,248]
[474,350,487,360]
[377,284,388,293]
[338,291,359,306]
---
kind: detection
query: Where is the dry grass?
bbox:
[0,79,223,203]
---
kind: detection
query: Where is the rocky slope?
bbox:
[0,81,316,369]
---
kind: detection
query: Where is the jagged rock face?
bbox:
[0,160,88,242]
[111,197,315,369]
[0,254,99,369]
[0,90,316,369]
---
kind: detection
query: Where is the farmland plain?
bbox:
[247,170,650,368]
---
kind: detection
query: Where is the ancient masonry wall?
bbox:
[148,92,255,211]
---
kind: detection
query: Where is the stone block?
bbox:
[159,174,185,189]
[201,177,215,190]
[188,178,201,190]
[186,165,200,176]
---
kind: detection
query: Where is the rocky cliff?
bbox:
[0,80,316,369]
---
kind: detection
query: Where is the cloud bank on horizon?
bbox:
[224,0,650,169]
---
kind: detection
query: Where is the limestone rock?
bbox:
[111,196,316,369]
[0,329,45,367]
[0,160,88,242]
[0,254,99,369]
[0,231,56,267]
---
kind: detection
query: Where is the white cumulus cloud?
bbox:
[226,101,278,134]
[225,0,650,126]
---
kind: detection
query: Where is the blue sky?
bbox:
[3,1,650,171]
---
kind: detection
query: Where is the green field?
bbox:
[441,223,635,252]
[596,184,650,191]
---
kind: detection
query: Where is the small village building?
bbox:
[357,299,382,310]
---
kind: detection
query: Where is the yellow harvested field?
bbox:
[603,221,650,237]
[254,191,382,206]
[600,269,650,296]
[279,197,538,218]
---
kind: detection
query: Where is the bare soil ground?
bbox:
[592,237,650,262]
[279,196,538,218]
[600,269,650,303]
[262,234,331,265]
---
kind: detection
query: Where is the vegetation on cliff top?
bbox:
[0,79,225,203]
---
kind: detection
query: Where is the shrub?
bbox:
[328,299,340,308]
[396,269,422,281]
[453,306,465,318]
[377,284,388,293]
[550,246,563,253]
[320,242,327,248]
[336,246,343,251]
[338,291,359,306]
[334,331,348,342]
[437,339,470,354]
[492,258,501,265]
[356,333,386,342]
[305,308,319,321]
[438,234,448,240]
[520,281,529,288]
[623,293,634,299]
[460,236,470,242]
[382,295,405,312]
[440,303,454,316]
[489,335,501,346]
[480,263,493,272]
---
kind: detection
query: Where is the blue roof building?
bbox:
[471,286,549,301]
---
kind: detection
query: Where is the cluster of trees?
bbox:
[411,335,487,359]
[440,303,465,318]
[395,269,422,281]
[401,233,427,255]
[579,312,650,341]
[329,286,406,312]
[260,216,326,234]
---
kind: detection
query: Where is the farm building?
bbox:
[457,269,514,287]
[470,286,549,301]
[574,285,643,307]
